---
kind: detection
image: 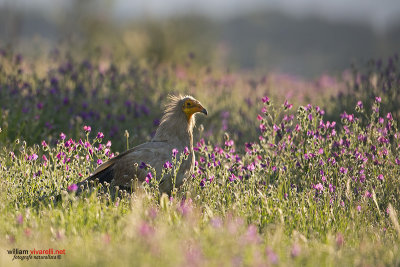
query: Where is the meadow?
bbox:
[0,46,400,266]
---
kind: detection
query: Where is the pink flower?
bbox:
[16,214,23,225]
[145,172,153,183]
[184,147,190,155]
[262,96,270,103]
[97,132,104,139]
[314,183,324,191]
[67,184,78,192]
[163,161,173,169]
[83,125,91,132]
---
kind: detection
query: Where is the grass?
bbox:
[1,47,400,266]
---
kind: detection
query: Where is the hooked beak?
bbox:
[201,108,208,116]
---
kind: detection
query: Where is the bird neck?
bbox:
[153,111,195,150]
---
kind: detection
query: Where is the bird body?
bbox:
[77,95,207,194]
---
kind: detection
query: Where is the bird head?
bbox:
[181,96,208,121]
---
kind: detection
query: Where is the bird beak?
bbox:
[201,108,208,116]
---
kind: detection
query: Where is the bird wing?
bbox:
[78,141,173,190]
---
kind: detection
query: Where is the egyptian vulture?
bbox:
[76,95,207,194]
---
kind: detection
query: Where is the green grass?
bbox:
[1,48,400,266]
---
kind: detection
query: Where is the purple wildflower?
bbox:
[60,132,66,140]
[225,140,234,147]
[164,161,173,169]
[28,154,38,161]
[184,147,189,155]
[68,184,78,192]
[97,159,103,165]
[145,172,152,183]
[139,162,147,169]
[172,148,178,157]
[97,132,104,139]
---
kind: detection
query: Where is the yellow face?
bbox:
[182,99,208,121]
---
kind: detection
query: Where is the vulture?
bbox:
[76,95,207,194]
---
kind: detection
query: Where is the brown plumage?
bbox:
[76,95,207,194]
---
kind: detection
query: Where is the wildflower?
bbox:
[357,101,363,109]
[83,125,91,132]
[262,96,270,104]
[244,225,260,244]
[266,247,279,265]
[339,167,348,174]
[261,106,267,113]
[97,132,104,139]
[42,155,48,162]
[284,100,293,110]
[139,162,147,169]
[172,148,179,157]
[41,140,47,147]
[163,161,173,169]
[291,244,301,258]
[225,140,234,147]
[28,154,38,161]
[138,221,153,237]
[97,159,103,165]
[67,184,78,192]
[16,214,23,225]
[377,174,384,181]
[145,172,152,183]
[259,123,266,132]
[336,233,344,247]
[184,146,190,155]
[314,183,324,191]
[375,96,381,103]
[357,205,361,212]
[106,140,112,147]
[229,174,237,181]
[60,132,66,140]
[257,114,263,121]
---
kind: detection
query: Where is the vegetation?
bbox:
[1,46,400,266]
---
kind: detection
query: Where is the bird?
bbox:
[76,95,207,195]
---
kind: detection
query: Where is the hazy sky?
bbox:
[2,0,400,31]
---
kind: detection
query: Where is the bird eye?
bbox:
[186,102,192,107]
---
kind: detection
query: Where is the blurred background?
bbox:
[1,0,399,78]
